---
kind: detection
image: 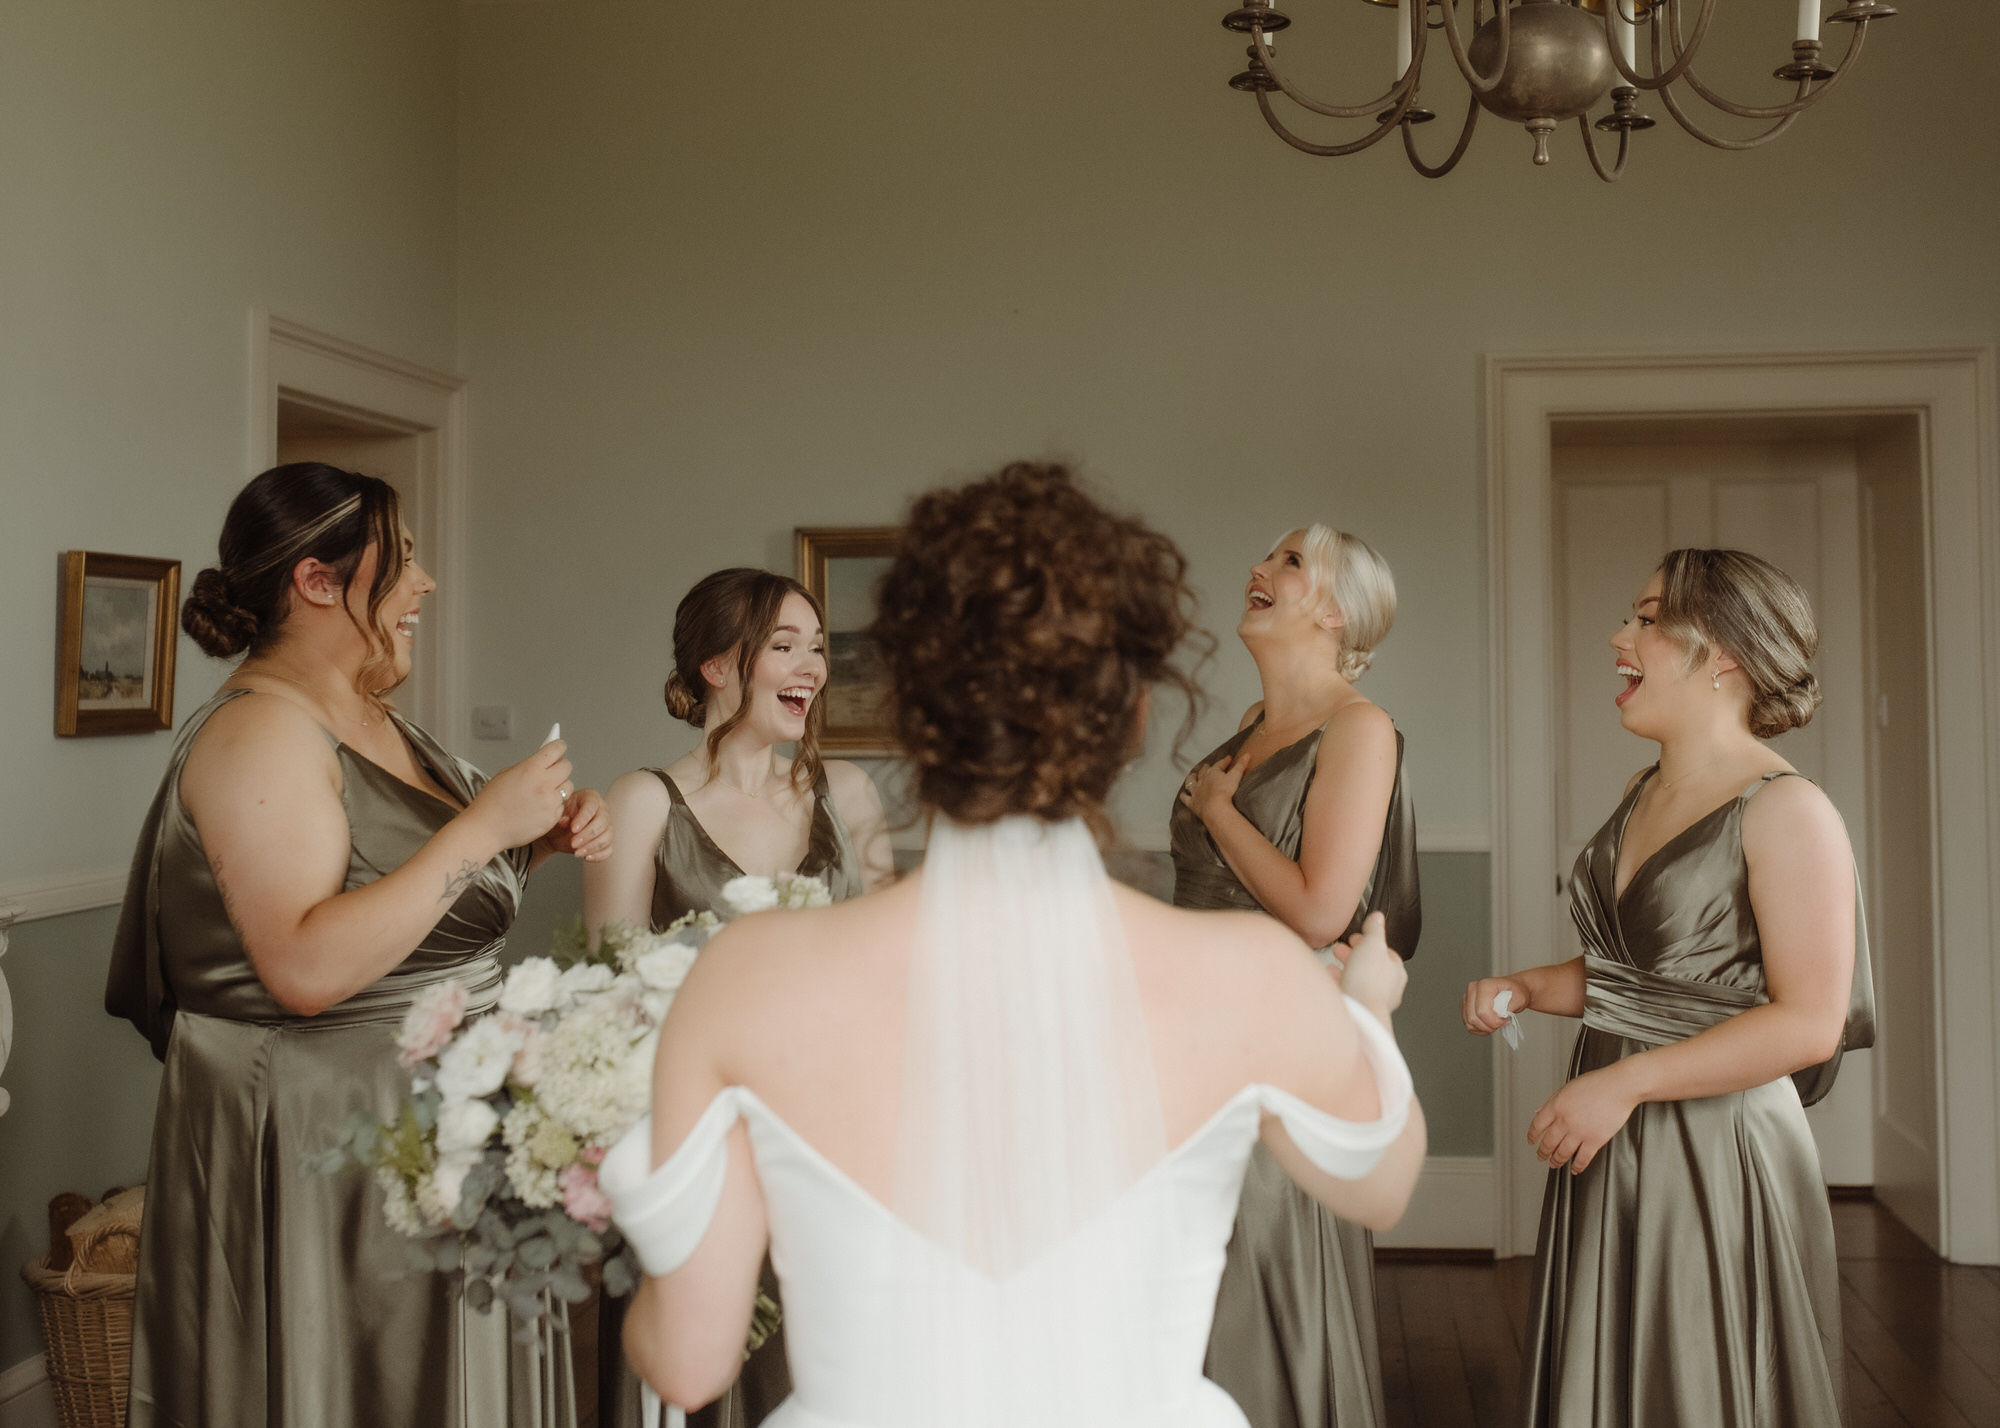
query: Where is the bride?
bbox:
[604,461,1427,1426]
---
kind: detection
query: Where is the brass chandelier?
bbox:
[1221,0,1895,180]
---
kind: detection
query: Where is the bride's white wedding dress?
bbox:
[604,817,1412,1428]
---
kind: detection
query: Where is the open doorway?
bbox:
[1548,414,1929,1224]
[249,313,467,746]
[1488,350,1998,1265]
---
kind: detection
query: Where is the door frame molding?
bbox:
[248,311,470,750]
[1485,347,2000,1263]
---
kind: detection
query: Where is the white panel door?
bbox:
[1552,442,1871,1184]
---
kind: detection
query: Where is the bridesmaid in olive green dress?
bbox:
[1173,524,1418,1428]
[587,568,890,1428]
[1465,549,1871,1428]
[107,463,614,1428]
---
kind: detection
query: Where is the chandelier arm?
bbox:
[1656,76,1804,148]
[1576,114,1631,182]
[1402,95,1481,178]
[1254,87,1412,156]
[1432,0,1513,97]
[1252,22,1420,120]
[1604,0,1720,92]
[1671,20,1868,118]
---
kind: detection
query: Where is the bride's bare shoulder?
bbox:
[1113,886,1325,1000]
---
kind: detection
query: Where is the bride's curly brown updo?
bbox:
[871,461,1206,826]
[182,463,403,677]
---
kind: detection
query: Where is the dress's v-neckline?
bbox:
[1610,771,1742,908]
[663,771,820,881]
[338,720,466,815]
[1232,714,1323,783]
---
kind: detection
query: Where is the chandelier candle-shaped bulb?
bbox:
[1796,0,1819,41]
[1396,0,1412,78]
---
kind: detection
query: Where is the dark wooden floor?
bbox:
[1376,1198,2000,1428]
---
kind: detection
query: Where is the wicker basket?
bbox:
[20,1254,133,1428]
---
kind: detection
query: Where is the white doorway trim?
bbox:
[248,311,470,751]
[1485,347,2000,1264]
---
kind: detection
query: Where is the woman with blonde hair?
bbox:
[606,462,1426,1427]
[586,566,891,1426]
[1172,523,1419,1428]
[1464,548,1871,1427]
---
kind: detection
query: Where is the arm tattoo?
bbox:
[442,859,483,903]
[210,855,244,928]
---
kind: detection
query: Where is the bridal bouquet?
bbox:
[313,872,832,1337]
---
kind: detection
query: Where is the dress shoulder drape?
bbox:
[1520,767,1871,1428]
[1168,716,1420,1428]
[107,687,568,1428]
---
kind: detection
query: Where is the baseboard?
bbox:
[0,867,126,923]
[1374,1155,1494,1250]
[0,1357,55,1428]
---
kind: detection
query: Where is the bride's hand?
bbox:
[1330,911,1406,1020]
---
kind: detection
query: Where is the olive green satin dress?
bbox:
[105,688,571,1428]
[599,767,866,1428]
[1170,717,1420,1428]
[1521,768,1876,1428]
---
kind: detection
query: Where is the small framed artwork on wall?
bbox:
[795,526,898,754]
[56,551,181,736]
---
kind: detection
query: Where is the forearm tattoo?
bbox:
[442,859,483,903]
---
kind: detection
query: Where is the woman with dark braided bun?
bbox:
[1464,549,1871,1428]
[109,461,611,1428]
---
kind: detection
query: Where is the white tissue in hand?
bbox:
[1492,989,1524,1050]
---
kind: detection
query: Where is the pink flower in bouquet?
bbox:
[397,980,469,1067]
[496,1013,544,1087]
[559,1160,613,1233]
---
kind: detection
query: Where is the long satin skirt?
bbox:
[1519,1026,1844,1428]
[1205,1143,1386,1428]
[128,1010,573,1428]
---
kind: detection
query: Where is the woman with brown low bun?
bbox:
[584,566,891,1428]
[608,462,1426,1428]
[107,461,612,1428]
[1462,548,1872,1428]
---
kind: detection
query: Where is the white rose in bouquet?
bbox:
[499,957,563,1017]
[554,962,616,1011]
[434,1016,524,1103]
[435,1096,500,1154]
[721,874,780,914]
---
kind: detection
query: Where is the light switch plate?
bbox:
[472,705,515,740]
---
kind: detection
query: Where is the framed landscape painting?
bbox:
[57,551,180,736]
[794,526,898,754]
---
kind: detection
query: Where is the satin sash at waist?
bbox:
[185,944,506,1031]
[1581,954,1763,1047]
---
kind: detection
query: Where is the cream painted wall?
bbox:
[0,0,461,888]
[0,0,460,1370]
[453,0,1992,847]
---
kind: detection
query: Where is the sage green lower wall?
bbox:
[0,850,1490,1368]
[0,907,161,1369]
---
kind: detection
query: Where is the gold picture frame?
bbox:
[57,551,181,736]
[795,526,899,754]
